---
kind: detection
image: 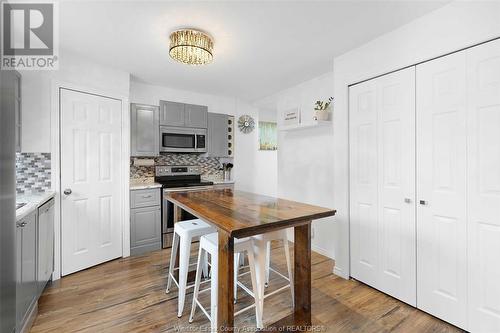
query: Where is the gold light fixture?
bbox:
[169,29,214,65]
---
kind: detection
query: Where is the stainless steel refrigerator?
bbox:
[0,70,17,333]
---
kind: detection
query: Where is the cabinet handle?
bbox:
[419,200,427,205]
[404,198,412,203]
[142,195,152,198]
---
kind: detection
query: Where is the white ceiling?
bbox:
[60,1,449,101]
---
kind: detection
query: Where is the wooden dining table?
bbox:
[165,189,336,332]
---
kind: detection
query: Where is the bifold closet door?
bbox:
[416,51,467,329]
[467,39,500,332]
[350,67,416,305]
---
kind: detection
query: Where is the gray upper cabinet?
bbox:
[185,104,208,128]
[159,100,208,128]
[15,72,21,153]
[160,101,185,127]
[131,103,159,157]
[208,113,229,157]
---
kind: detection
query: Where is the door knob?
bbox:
[419,200,427,205]
[64,189,72,195]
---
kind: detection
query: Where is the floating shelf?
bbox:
[279,120,332,132]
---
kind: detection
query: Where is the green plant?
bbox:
[314,96,334,111]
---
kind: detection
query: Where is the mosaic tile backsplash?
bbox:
[131,154,224,180]
[16,152,51,194]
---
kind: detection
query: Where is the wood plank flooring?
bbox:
[30,242,464,333]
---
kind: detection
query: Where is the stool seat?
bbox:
[202,232,250,253]
[174,219,214,237]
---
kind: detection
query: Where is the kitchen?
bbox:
[1,1,500,333]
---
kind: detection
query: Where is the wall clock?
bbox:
[237,115,255,134]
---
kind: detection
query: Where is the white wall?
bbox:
[129,81,278,196]
[255,72,335,258]
[20,49,131,152]
[332,1,500,279]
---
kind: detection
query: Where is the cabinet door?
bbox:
[349,67,416,305]
[467,39,500,333]
[185,104,208,128]
[208,113,228,157]
[160,101,185,126]
[18,211,37,325]
[416,51,467,328]
[15,72,21,153]
[131,104,159,157]
[130,206,161,254]
[38,200,54,292]
[15,224,23,328]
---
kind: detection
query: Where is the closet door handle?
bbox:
[419,200,427,205]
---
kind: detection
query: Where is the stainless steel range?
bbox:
[155,165,213,248]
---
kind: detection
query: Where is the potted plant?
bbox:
[313,97,333,121]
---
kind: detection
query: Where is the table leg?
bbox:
[294,223,312,327]
[217,230,234,332]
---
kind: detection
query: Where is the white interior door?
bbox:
[376,68,416,305]
[350,78,378,287]
[61,89,123,276]
[467,39,500,333]
[350,67,416,305]
[416,51,467,329]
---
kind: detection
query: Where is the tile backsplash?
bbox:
[16,152,51,194]
[131,154,224,180]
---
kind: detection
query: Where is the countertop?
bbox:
[130,178,234,190]
[16,191,56,221]
[130,178,163,190]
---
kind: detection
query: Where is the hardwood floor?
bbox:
[30,242,463,333]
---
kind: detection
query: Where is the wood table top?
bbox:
[165,189,336,238]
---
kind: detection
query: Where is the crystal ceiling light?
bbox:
[169,29,214,65]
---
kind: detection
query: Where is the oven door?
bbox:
[162,186,213,248]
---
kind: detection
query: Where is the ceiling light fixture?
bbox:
[169,29,214,65]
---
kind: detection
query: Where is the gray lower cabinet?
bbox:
[16,210,38,333]
[130,103,159,157]
[37,199,54,295]
[159,100,208,128]
[130,189,161,256]
[208,112,229,157]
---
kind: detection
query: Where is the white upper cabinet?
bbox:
[416,51,468,329]
[466,38,500,333]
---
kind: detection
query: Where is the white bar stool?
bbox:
[166,219,215,318]
[189,232,263,330]
[250,229,293,320]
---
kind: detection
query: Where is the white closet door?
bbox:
[350,67,416,305]
[376,69,416,305]
[467,39,500,333]
[416,52,467,329]
[350,79,379,287]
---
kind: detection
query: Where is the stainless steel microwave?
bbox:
[159,126,207,153]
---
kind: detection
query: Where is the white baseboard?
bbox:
[311,244,334,260]
[333,266,349,280]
